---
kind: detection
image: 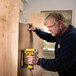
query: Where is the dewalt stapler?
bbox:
[20,49,38,70]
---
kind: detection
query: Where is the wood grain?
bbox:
[18,23,31,76]
[0,0,19,76]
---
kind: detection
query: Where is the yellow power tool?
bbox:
[20,49,38,70]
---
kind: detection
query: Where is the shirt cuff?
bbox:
[37,58,43,67]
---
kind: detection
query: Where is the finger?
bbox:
[27,23,32,26]
[27,55,31,58]
[27,28,34,31]
[27,55,33,58]
[27,28,33,30]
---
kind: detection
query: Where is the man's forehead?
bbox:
[46,17,56,25]
[46,17,56,22]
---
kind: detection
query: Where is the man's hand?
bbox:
[27,55,39,65]
[27,24,36,31]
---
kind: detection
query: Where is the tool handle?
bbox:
[20,51,25,68]
[28,64,34,70]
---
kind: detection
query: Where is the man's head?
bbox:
[45,12,66,36]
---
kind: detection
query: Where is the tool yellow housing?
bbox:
[20,48,38,70]
[24,49,35,56]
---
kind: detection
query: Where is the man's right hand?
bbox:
[27,24,36,31]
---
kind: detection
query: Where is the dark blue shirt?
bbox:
[34,25,76,76]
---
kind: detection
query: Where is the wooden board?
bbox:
[29,13,44,76]
[0,0,19,76]
[18,23,31,76]
[18,23,31,50]
[18,13,44,76]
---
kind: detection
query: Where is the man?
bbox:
[27,12,76,76]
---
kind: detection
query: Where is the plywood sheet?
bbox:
[18,13,44,76]
[30,13,45,76]
[18,23,32,76]
[0,0,19,76]
[19,23,31,50]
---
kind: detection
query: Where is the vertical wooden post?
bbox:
[0,0,19,76]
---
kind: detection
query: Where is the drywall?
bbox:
[73,0,76,26]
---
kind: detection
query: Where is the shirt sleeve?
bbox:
[37,36,76,72]
[34,28,56,42]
